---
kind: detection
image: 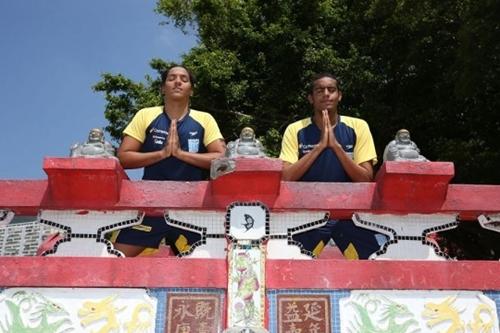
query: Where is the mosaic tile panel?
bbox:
[277,294,331,333]
[268,290,500,333]
[0,220,65,256]
[39,209,143,257]
[353,213,458,260]
[0,287,157,333]
[227,245,266,328]
[0,287,498,332]
[166,210,227,258]
[151,288,225,333]
[340,290,500,333]
[165,293,222,333]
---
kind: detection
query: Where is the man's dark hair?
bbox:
[161,64,196,88]
[308,72,341,94]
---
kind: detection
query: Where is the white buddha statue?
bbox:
[226,127,266,158]
[70,128,116,158]
[383,129,427,162]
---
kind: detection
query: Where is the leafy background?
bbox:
[94,0,500,259]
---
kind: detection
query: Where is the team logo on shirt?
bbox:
[189,131,198,137]
[343,144,354,159]
[299,143,316,154]
[150,128,168,135]
[188,139,199,152]
[150,127,167,146]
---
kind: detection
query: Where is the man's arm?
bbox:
[168,118,225,169]
[325,111,374,182]
[118,119,225,170]
[173,139,226,169]
[282,110,374,182]
[281,116,328,181]
[117,135,167,169]
[282,145,373,182]
[330,142,374,181]
[281,145,325,181]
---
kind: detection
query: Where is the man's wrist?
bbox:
[330,142,345,157]
[312,144,325,155]
[159,149,169,160]
[173,148,185,160]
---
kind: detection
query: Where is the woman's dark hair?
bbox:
[161,64,196,88]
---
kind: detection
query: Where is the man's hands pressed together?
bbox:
[161,119,180,159]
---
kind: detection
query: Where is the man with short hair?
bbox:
[113,65,226,257]
[279,72,384,259]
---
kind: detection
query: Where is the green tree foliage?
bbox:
[95,0,500,183]
[93,59,167,140]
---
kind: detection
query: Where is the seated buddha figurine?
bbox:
[70,128,116,158]
[383,129,428,162]
[226,127,267,158]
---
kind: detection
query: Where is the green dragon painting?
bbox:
[347,294,419,333]
[0,290,73,333]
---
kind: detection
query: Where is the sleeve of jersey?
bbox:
[279,125,299,164]
[353,120,378,165]
[123,109,148,143]
[202,114,224,146]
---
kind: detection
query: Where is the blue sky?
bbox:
[0,0,196,179]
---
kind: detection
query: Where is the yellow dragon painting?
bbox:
[78,295,124,333]
[422,295,496,333]
[78,294,155,333]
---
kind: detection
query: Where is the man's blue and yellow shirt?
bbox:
[279,115,377,182]
[124,106,223,181]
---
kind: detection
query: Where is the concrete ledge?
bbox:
[0,257,498,290]
[43,157,128,208]
[374,161,455,211]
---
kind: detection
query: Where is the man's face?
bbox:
[308,77,342,112]
[162,67,193,101]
